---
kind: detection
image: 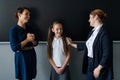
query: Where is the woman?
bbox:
[68,9,113,80]
[9,7,38,80]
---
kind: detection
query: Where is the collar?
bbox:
[54,37,62,41]
[93,24,103,32]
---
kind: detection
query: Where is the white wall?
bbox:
[0,42,51,80]
[0,41,120,80]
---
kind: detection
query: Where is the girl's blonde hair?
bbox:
[47,21,69,59]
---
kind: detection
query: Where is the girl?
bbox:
[47,20,71,80]
[9,7,38,80]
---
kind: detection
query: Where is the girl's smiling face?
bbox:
[52,23,63,38]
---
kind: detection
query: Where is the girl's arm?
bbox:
[48,57,58,72]
[60,45,71,72]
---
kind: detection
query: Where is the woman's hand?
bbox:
[66,37,72,45]
[32,41,37,46]
[66,37,77,48]
[93,65,103,78]
[27,33,35,42]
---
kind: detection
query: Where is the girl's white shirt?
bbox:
[52,37,66,67]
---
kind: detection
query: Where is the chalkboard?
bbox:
[0,0,119,41]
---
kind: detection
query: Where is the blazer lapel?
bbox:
[87,30,94,39]
[93,27,104,49]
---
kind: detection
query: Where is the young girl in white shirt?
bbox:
[47,20,71,80]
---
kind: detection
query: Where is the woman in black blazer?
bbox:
[68,9,113,80]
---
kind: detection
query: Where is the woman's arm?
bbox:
[94,32,112,78]
[67,37,85,51]
[9,29,30,52]
[66,37,77,48]
[100,33,111,68]
[69,43,77,48]
[21,33,35,48]
[21,35,38,51]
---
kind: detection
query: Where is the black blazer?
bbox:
[77,26,113,79]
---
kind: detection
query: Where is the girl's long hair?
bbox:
[47,21,69,59]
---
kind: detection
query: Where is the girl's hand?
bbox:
[58,67,64,74]
[55,67,59,74]
[55,67,64,74]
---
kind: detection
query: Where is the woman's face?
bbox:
[52,23,63,37]
[18,9,30,23]
[88,14,96,27]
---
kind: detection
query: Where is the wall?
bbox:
[0,0,119,41]
[0,41,120,80]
